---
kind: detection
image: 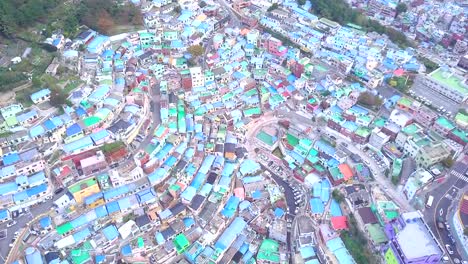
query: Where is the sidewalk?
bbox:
[325,127,413,212]
[447,186,468,261]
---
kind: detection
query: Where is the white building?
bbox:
[190,67,205,88]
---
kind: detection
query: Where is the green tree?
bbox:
[267,3,279,12]
[308,0,412,48]
[49,88,67,107]
[32,76,42,88]
[419,57,439,72]
[464,228,468,236]
[174,5,182,15]
[297,0,306,5]
[187,45,204,58]
[63,11,80,37]
[332,189,345,203]
[442,157,454,168]
[391,176,399,185]
[357,92,383,107]
[199,1,207,8]
[395,3,408,18]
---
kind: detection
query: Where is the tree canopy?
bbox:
[310,0,412,47]
[49,88,68,107]
[187,45,205,58]
[0,0,60,37]
[268,3,279,12]
[296,0,307,6]
[395,3,408,18]
[358,91,383,108]
[0,0,142,38]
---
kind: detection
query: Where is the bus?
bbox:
[426,195,434,208]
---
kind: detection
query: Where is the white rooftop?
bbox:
[396,212,441,259]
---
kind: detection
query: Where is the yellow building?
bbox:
[68,177,101,204]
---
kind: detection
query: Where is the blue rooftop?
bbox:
[30,88,51,102]
[3,153,20,166]
[310,198,325,214]
[215,217,247,251]
[39,216,51,229]
[66,123,83,137]
[87,35,110,53]
[102,225,119,241]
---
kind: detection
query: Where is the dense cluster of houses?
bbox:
[4,0,467,264]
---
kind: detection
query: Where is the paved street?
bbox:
[410,81,460,114]
[245,107,413,213]
[424,157,468,263]
[0,194,58,262]
[218,0,242,25]
[376,84,402,100]
[135,80,162,152]
[324,126,414,212]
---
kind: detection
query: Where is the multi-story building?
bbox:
[395,123,424,148]
[403,132,431,158]
[367,0,397,19]
[451,192,468,258]
[382,211,443,264]
[414,142,451,168]
[369,127,390,150]
[189,67,204,88]
[403,169,433,200]
[68,177,101,204]
[413,67,468,104]
[267,36,287,57]
[457,54,468,71]
[432,116,456,136]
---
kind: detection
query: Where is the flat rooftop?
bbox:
[396,213,441,259]
[429,68,467,94]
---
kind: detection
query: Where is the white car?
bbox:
[445,244,454,255]
[6,221,16,228]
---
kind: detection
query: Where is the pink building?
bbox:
[267,37,287,57]
[80,151,108,175]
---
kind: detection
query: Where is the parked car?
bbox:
[54,187,64,195]
[7,221,17,228]
[445,244,454,255]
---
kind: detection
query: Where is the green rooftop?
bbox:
[145,143,157,155]
[244,107,261,116]
[373,118,386,128]
[56,222,73,235]
[68,178,98,194]
[329,167,343,180]
[83,116,101,127]
[169,184,181,192]
[429,68,468,94]
[174,234,190,254]
[257,239,280,263]
[355,127,370,137]
[455,112,468,126]
[244,88,258,97]
[286,133,299,147]
[402,123,420,135]
[384,247,399,264]
[377,201,399,220]
[391,159,402,178]
[71,241,92,264]
[314,164,326,173]
[435,116,455,130]
[397,97,412,107]
[256,131,275,146]
[367,224,388,244]
[452,129,468,143]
